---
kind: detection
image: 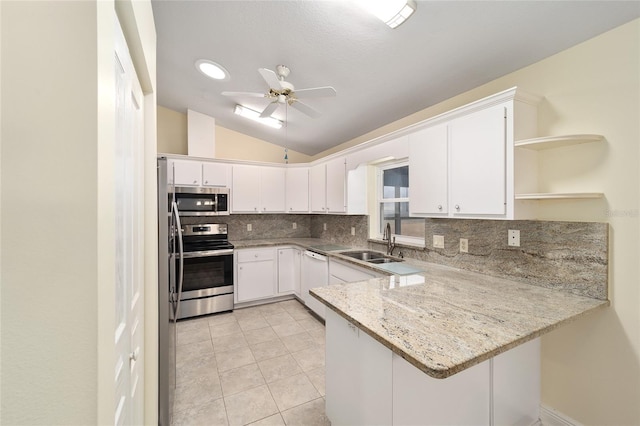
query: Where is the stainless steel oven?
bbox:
[171,223,234,320]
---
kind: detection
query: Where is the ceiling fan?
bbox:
[222,65,336,119]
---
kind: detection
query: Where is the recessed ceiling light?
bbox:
[196,59,229,81]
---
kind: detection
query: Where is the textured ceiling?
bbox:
[152,1,639,156]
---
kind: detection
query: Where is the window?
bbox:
[377,162,424,245]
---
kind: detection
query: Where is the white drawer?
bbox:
[236,247,276,263]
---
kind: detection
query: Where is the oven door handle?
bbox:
[180,249,234,258]
[171,201,184,319]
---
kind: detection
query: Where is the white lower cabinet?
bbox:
[325,308,541,425]
[277,247,301,296]
[235,248,277,303]
[329,259,380,285]
[325,310,392,426]
[393,354,490,425]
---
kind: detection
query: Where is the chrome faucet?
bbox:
[383,223,396,256]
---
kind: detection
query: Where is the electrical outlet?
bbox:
[247,224,252,232]
[508,229,520,247]
[292,222,297,229]
[351,227,356,236]
[460,238,468,253]
[433,235,445,249]
[323,223,327,231]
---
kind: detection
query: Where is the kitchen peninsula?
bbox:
[311,262,608,425]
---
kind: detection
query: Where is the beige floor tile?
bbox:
[216,346,256,372]
[174,375,223,413]
[208,311,237,326]
[172,397,228,426]
[210,320,242,338]
[247,413,285,426]
[176,339,214,363]
[244,326,278,346]
[177,316,212,334]
[219,363,266,396]
[250,338,289,361]
[296,318,325,333]
[177,326,212,347]
[291,346,325,372]
[280,397,330,426]
[305,367,325,397]
[267,373,320,412]
[264,311,296,326]
[284,307,314,321]
[257,353,303,383]
[307,329,325,346]
[177,353,218,386]
[280,332,315,353]
[238,316,270,332]
[271,322,305,338]
[255,302,286,315]
[213,331,249,353]
[224,384,279,426]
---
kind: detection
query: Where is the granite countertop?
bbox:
[310,264,609,379]
[232,238,609,379]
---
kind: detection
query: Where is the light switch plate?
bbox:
[351,227,356,236]
[433,235,445,249]
[508,229,520,247]
[247,224,252,232]
[323,223,327,231]
[292,222,297,229]
[460,238,468,253]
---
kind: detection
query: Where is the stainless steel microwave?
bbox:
[172,186,230,216]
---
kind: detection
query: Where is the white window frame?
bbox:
[376,161,425,247]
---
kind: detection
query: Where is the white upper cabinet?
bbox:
[326,158,347,213]
[202,162,229,187]
[450,103,507,216]
[285,167,310,213]
[409,124,448,216]
[232,165,285,213]
[168,159,201,186]
[310,163,326,213]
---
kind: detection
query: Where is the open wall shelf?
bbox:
[515,134,604,150]
[515,192,604,200]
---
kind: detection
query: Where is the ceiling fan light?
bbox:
[234,105,283,129]
[356,0,417,29]
[196,59,229,80]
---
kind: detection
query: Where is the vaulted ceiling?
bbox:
[152,1,639,156]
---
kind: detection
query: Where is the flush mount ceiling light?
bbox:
[356,0,417,29]
[196,59,229,80]
[234,105,283,129]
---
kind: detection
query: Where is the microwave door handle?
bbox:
[171,201,184,320]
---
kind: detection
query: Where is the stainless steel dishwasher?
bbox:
[302,250,328,319]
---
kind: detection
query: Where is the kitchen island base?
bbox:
[325,309,540,426]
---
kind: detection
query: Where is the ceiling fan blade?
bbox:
[258,68,283,90]
[290,100,321,118]
[221,91,266,98]
[293,86,337,99]
[260,101,280,118]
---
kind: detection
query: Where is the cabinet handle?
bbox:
[205,180,208,184]
[437,205,442,210]
[254,254,258,258]
[455,205,460,211]
[193,180,197,184]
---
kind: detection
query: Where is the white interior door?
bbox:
[114,13,145,426]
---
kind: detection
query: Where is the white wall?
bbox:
[0,1,157,424]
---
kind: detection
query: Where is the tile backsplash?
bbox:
[183,213,608,300]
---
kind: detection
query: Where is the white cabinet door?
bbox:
[236,248,277,302]
[202,162,229,187]
[326,158,346,213]
[260,167,286,213]
[277,247,301,296]
[326,309,392,426]
[392,353,491,426]
[169,160,201,186]
[329,259,379,283]
[450,104,507,216]
[285,167,309,213]
[409,124,449,215]
[310,163,327,213]
[232,165,261,212]
[301,251,328,319]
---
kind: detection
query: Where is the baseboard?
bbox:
[539,405,583,426]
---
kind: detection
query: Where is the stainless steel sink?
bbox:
[340,250,403,264]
